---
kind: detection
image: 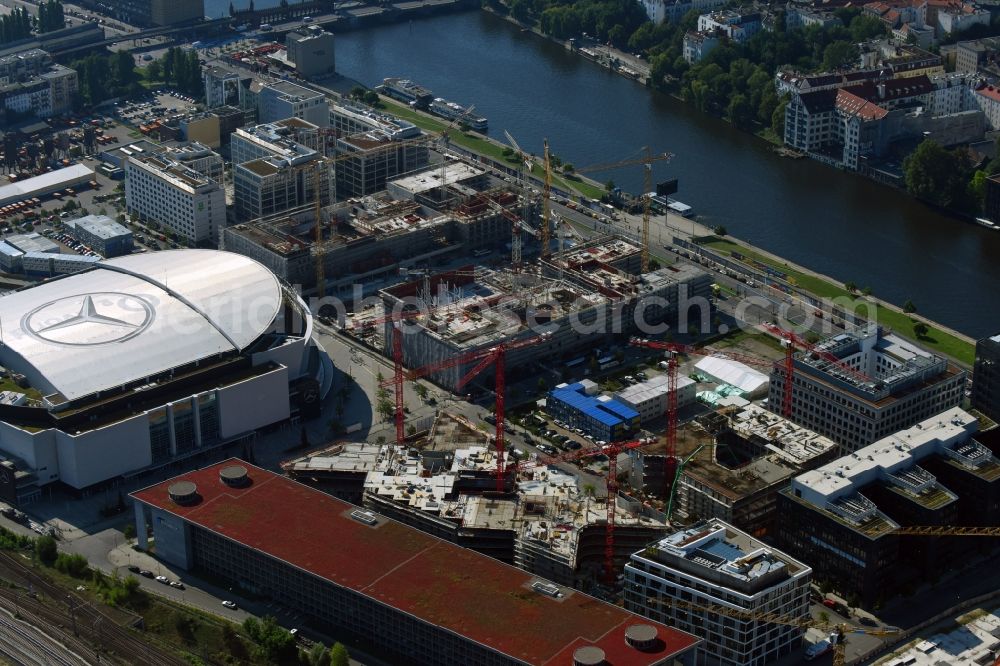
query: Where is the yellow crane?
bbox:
[575,148,673,273]
[644,596,898,666]
[542,138,552,258]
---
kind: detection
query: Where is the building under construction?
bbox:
[222,162,524,295]
[375,237,711,393]
[284,412,670,590]
[628,403,838,538]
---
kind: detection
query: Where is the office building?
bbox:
[624,519,812,666]
[777,407,1000,607]
[132,460,701,666]
[5,232,59,255]
[615,374,696,423]
[330,100,422,141]
[334,130,429,198]
[973,334,1000,423]
[203,66,251,109]
[769,324,965,453]
[65,215,133,257]
[548,380,640,442]
[0,250,326,493]
[162,142,224,184]
[124,154,226,244]
[257,80,328,127]
[285,26,335,78]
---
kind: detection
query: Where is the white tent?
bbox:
[695,356,769,398]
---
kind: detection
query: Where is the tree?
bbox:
[902,139,974,209]
[771,95,789,137]
[123,523,136,540]
[243,615,297,663]
[36,536,57,566]
[146,59,162,83]
[229,1,235,16]
[844,281,857,293]
[903,299,916,313]
[537,377,548,392]
[330,643,350,666]
[605,179,615,192]
[861,286,872,297]
[726,93,753,130]
[713,225,727,236]
[821,41,858,71]
[307,643,331,666]
[913,321,929,338]
[349,85,367,101]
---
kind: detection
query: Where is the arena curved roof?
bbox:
[0,250,282,403]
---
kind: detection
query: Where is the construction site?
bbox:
[221,160,525,295]
[628,403,839,539]
[284,412,671,592]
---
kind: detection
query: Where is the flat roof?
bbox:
[695,356,769,394]
[389,162,485,195]
[133,460,699,665]
[6,232,59,254]
[0,164,93,205]
[66,214,131,240]
[552,383,639,426]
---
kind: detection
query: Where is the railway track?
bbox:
[0,551,189,666]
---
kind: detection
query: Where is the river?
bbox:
[210,6,1000,338]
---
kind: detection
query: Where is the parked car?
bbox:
[169,581,185,590]
[155,575,169,584]
[221,600,238,609]
[138,570,153,578]
[858,616,878,627]
[127,565,140,574]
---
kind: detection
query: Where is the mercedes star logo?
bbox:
[22,292,155,346]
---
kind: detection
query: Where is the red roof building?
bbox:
[132,460,701,666]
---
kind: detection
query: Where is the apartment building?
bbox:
[285,26,335,78]
[624,519,812,666]
[124,154,226,244]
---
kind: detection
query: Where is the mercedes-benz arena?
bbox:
[0,249,329,493]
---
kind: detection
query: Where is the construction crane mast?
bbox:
[542,138,552,258]
[503,130,533,271]
[391,332,552,490]
[628,338,695,498]
[576,149,674,273]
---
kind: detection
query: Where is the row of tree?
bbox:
[0,7,33,45]
[37,0,66,34]
[146,47,204,100]
[242,616,349,666]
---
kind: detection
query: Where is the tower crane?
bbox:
[575,148,674,273]
[628,337,804,498]
[628,338,696,498]
[542,138,552,258]
[384,332,553,490]
[761,323,875,421]
[643,596,899,666]
[518,439,648,584]
[503,130,534,270]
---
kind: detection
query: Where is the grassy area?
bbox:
[0,376,42,401]
[380,98,607,201]
[695,236,975,365]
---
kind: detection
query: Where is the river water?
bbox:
[210,6,1000,337]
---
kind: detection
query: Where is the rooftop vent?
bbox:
[573,646,606,666]
[625,624,659,651]
[349,510,378,526]
[219,465,250,488]
[531,581,561,597]
[168,481,199,506]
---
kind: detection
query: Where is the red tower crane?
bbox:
[761,323,874,420]
[388,332,552,491]
[518,439,646,584]
[627,338,696,498]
